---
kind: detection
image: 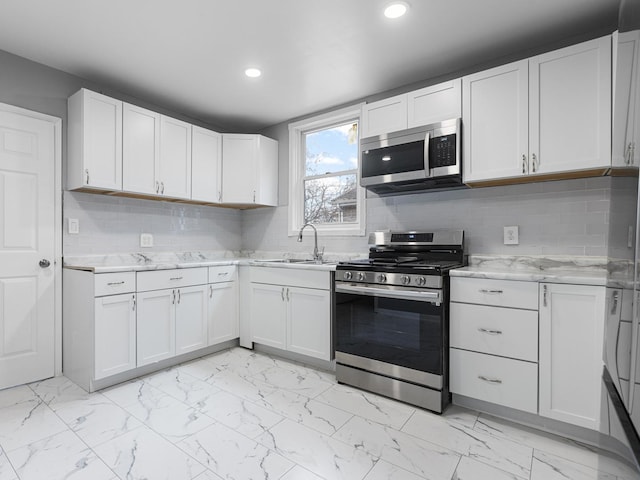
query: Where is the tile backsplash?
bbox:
[243,176,616,257]
[63,192,242,255]
[65,176,622,258]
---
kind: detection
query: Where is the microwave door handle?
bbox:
[423,131,431,177]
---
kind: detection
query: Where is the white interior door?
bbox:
[0,109,55,390]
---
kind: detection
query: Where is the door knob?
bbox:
[39,259,51,268]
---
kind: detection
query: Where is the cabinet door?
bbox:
[250,283,286,349]
[221,134,257,204]
[360,94,408,138]
[530,36,611,174]
[407,79,462,128]
[68,89,122,190]
[208,282,239,345]
[122,103,160,194]
[94,293,136,379]
[287,286,331,360]
[613,31,640,167]
[159,116,192,199]
[462,60,529,182]
[175,285,208,355]
[137,289,175,366]
[539,283,606,430]
[191,126,222,203]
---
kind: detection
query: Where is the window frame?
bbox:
[288,104,366,237]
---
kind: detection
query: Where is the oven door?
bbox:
[334,282,446,387]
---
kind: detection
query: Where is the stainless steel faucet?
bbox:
[297,223,322,262]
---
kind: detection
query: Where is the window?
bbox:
[288,105,365,236]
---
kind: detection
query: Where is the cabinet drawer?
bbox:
[137,267,207,292]
[208,265,237,283]
[450,348,538,413]
[450,302,538,362]
[451,277,538,310]
[94,272,136,296]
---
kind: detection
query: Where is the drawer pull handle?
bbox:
[218,272,229,276]
[478,375,502,384]
[170,276,183,281]
[478,328,503,335]
[107,281,125,286]
[479,289,503,294]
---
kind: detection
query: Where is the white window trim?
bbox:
[288,104,366,237]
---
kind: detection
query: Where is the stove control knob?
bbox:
[357,272,366,281]
[416,276,426,286]
[344,271,352,280]
[377,273,387,283]
[401,275,411,285]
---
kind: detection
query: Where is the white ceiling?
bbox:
[0,0,618,132]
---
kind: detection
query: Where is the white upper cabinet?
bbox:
[122,103,160,195]
[613,30,640,168]
[463,60,529,182]
[361,94,408,138]
[463,36,612,183]
[67,89,123,191]
[221,134,278,206]
[159,116,192,199]
[407,80,462,128]
[529,36,611,174]
[361,79,462,139]
[191,126,222,203]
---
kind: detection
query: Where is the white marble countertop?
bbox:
[451,255,632,287]
[63,251,344,273]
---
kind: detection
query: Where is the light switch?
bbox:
[68,218,79,234]
[504,226,519,245]
[140,233,154,248]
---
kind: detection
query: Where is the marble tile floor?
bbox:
[0,346,638,480]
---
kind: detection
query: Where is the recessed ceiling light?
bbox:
[245,68,262,78]
[384,2,409,19]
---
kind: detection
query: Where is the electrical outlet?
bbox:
[68,218,79,234]
[504,226,519,245]
[140,233,154,248]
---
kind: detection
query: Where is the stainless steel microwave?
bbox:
[359,118,463,194]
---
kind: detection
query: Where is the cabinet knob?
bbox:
[39,259,51,268]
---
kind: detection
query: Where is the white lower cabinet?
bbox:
[208,265,239,345]
[136,268,208,367]
[287,286,330,359]
[249,267,331,361]
[450,277,539,414]
[450,349,538,413]
[539,283,606,430]
[175,285,208,355]
[64,265,237,392]
[137,289,176,366]
[251,283,287,349]
[451,276,608,432]
[94,293,136,380]
[63,269,137,392]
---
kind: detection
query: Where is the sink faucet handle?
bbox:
[317,246,325,261]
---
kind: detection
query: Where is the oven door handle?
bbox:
[335,284,441,305]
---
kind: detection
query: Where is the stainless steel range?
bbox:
[334,230,464,413]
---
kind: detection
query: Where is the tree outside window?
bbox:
[303,122,358,225]
[288,104,365,237]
